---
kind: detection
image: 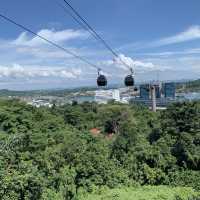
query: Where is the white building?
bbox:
[95,89,121,104]
[112,89,120,101]
[27,99,53,108]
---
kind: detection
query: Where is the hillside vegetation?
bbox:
[78,186,199,200]
[0,100,199,199]
[177,79,200,92]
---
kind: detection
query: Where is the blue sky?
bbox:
[0,0,200,90]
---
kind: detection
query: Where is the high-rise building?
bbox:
[155,84,161,99]
[140,84,150,99]
[164,82,176,98]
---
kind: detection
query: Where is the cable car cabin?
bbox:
[124,75,134,87]
[97,74,107,87]
[134,87,138,92]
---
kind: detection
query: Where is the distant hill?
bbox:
[0,88,95,97]
[0,79,199,97]
[176,79,200,92]
[0,85,119,97]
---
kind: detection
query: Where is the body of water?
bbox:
[177,92,200,101]
[72,96,95,103]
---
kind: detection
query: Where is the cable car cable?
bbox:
[61,0,132,71]
[0,13,109,87]
[55,1,101,43]
[0,13,99,70]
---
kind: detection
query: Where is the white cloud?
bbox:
[152,25,200,47]
[71,68,82,76]
[135,48,200,58]
[16,46,73,59]
[0,28,98,69]
[109,54,155,71]
[0,64,82,79]
[1,25,200,89]
[0,28,104,63]
[119,25,200,52]
[12,29,88,47]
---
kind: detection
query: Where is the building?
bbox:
[131,82,176,109]
[155,84,161,98]
[95,89,120,103]
[164,82,176,99]
[112,89,120,101]
[140,84,150,99]
[27,99,53,108]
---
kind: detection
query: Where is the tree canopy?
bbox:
[0,99,199,199]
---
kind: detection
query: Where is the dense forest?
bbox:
[0,99,199,199]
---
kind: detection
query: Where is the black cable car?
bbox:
[134,87,138,92]
[125,75,134,87]
[124,68,134,87]
[97,69,107,87]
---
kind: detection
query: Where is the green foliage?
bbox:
[0,99,199,199]
[77,186,200,200]
[169,170,200,191]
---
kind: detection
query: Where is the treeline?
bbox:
[0,85,118,97]
[0,100,199,199]
[177,79,200,92]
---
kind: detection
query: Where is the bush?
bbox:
[169,170,200,191]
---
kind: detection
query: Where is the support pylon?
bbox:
[151,85,157,112]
